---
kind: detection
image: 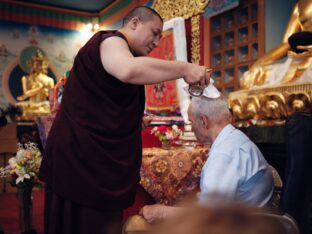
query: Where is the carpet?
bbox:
[0,190,44,234]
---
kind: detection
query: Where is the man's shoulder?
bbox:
[214,128,255,157]
[210,125,257,156]
[224,127,251,147]
[212,136,244,158]
[231,130,261,154]
[100,30,128,43]
[81,30,125,50]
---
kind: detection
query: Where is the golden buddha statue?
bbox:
[229,0,312,126]
[241,0,312,89]
[16,50,54,119]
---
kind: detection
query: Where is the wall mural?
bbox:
[146,30,178,113]
[0,20,88,108]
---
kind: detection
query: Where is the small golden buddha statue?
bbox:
[16,50,54,119]
[241,0,312,89]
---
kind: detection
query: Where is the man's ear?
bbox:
[200,114,210,129]
[129,16,140,30]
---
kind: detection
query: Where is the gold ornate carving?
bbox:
[229,99,244,120]
[244,95,260,120]
[152,0,209,20]
[260,93,287,120]
[191,15,200,64]
[287,92,311,114]
[229,83,312,126]
[152,0,209,65]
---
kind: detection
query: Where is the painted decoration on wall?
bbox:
[204,0,239,18]
[145,30,178,113]
[145,17,190,123]
[0,20,88,108]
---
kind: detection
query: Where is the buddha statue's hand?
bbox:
[240,63,265,89]
[240,70,252,89]
[17,94,27,101]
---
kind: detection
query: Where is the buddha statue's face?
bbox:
[30,60,41,73]
[41,60,49,74]
[29,59,49,74]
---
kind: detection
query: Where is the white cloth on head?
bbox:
[202,78,220,99]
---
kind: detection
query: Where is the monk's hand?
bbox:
[182,64,210,87]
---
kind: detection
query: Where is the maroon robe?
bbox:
[39,31,145,211]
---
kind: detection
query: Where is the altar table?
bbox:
[140,146,209,205]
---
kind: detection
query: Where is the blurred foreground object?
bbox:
[147,201,298,234]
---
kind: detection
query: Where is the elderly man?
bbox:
[140,94,274,224]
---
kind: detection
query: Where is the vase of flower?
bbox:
[0,142,41,234]
[151,125,182,149]
[16,180,34,233]
[161,140,171,150]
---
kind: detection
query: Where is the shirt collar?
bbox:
[209,124,235,153]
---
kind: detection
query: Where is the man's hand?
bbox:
[139,204,166,224]
[182,64,211,88]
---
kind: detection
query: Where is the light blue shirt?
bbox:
[199,124,274,207]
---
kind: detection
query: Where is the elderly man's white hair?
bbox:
[190,96,231,124]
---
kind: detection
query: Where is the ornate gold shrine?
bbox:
[152,0,210,64]
[228,0,312,126]
[229,50,312,126]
